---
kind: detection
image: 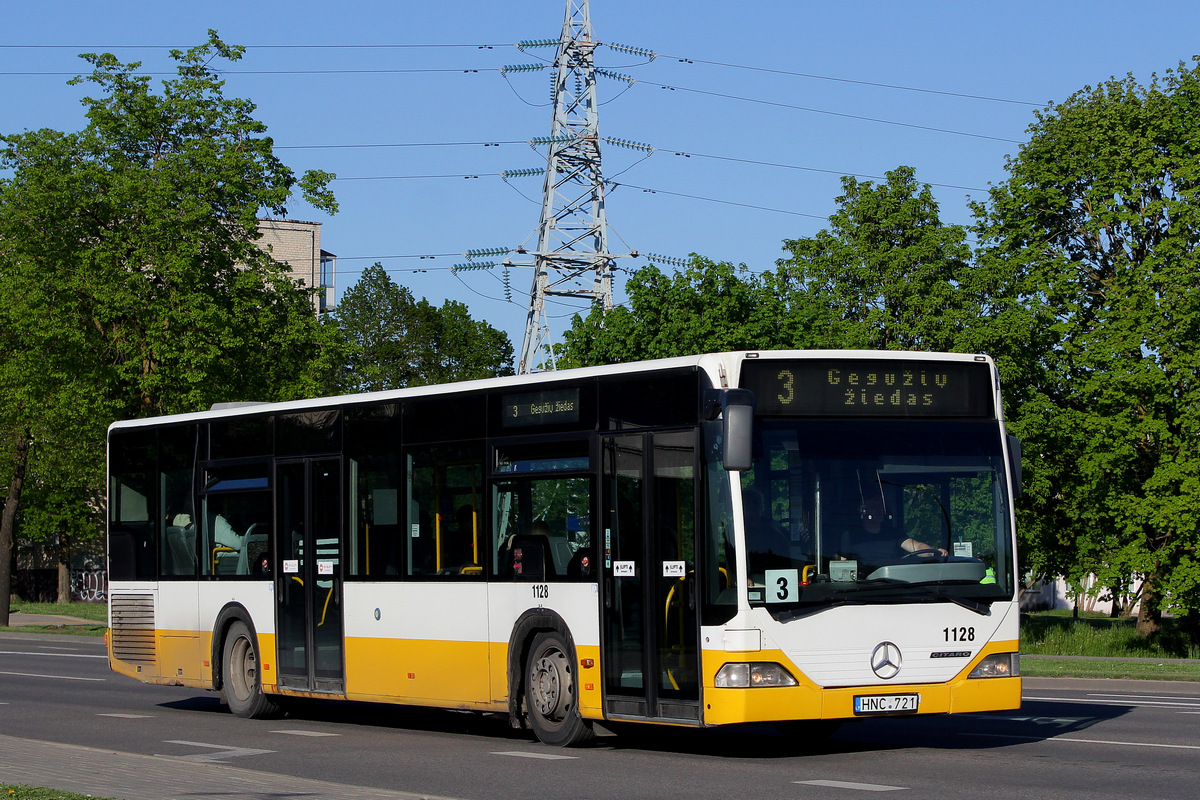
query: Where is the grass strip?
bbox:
[3,785,122,800]
[1021,656,1200,681]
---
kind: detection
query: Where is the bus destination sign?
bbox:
[501,388,581,428]
[740,359,993,418]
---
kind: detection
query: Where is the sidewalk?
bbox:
[0,733,461,800]
[4,612,100,627]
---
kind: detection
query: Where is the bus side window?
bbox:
[493,475,594,582]
[406,444,484,578]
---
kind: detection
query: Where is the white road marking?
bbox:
[796,780,906,791]
[1088,693,1200,703]
[272,729,340,737]
[97,713,152,719]
[158,740,275,763]
[966,733,1200,750]
[492,750,578,760]
[1025,695,1200,709]
[0,650,107,659]
[0,670,104,682]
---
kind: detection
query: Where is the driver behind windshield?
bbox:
[840,489,947,570]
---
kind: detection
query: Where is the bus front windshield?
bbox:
[741,419,1015,614]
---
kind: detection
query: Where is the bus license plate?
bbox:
[854,693,919,715]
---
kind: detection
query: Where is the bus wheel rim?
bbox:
[531,651,569,720]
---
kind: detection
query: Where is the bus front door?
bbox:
[600,431,700,723]
[275,458,345,693]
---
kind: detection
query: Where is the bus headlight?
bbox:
[969,653,1020,678]
[714,662,799,688]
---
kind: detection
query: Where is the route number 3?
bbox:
[764,569,799,603]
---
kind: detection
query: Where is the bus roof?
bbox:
[107,349,995,432]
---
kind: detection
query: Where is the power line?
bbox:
[0,41,1044,107]
[0,43,508,50]
[639,80,1023,144]
[298,137,989,192]
[652,51,1043,107]
[274,140,524,150]
[609,181,830,219]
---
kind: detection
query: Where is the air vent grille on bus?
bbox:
[110,593,156,665]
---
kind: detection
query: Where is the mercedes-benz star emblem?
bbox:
[871,641,902,680]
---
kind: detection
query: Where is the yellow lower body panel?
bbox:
[343,636,494,708]
[702,641,1021,726]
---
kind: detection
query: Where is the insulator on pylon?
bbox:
[501,168,546,180]
[465,247,510,259]
[597,68,636,85]
[500,63,547,75]
[603,137,653,153]
[517,39,559,50]
[605,42,656,59]
[452,262,497,273]
[643,252,688,267]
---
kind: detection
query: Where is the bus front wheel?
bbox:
[525,631,594,746]
[222,620,280,719]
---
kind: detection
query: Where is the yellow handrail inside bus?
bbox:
[211,546,235,573]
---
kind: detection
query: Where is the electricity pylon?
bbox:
[517,0,622,374]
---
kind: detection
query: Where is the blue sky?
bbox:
[4,1,1199,353]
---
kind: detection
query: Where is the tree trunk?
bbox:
[57,561,72,604]
[0,428,31,627]
[1135,576,1161,637]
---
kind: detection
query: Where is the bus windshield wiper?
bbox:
[905,584,993,615]
[771,582,993,621]
[772,596,868,622]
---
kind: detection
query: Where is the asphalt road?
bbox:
[2,630,1198,800]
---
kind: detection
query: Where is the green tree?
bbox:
[775,166,974,352]
[559,169,975,368]
[0,33,343,620]
[557,257,804,366]
[972,59,1200,636]
[334,263,514,390]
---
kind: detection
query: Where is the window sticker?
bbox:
[283,559,299,574]
[764,569,799,602]
[317,560,334,576]
[662,560,686,578]
[614,560,635,577]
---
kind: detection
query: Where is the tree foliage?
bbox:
[776,166,974,352]
[0,33,344,616]
[559,169,976,367]
[334,263,514,391]
[557,257,799,367]
[973,58,1200,635]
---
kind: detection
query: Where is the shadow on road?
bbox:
[156,694,1135,759]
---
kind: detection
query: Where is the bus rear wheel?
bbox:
[525,631,594,746]
[222,620,280,719]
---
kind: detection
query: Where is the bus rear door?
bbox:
[275,458,345,693]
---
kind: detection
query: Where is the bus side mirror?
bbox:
[1007,434,1023,498]
[722,389,755,472]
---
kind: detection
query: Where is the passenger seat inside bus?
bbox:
[165,526,195,573]
[503,533,555,581]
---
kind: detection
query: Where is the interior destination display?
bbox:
[740,359,994,417]
[501,387,581,427]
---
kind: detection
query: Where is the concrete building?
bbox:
[256,218,336,313]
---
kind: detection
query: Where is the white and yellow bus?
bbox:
[107,350,1021,745]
